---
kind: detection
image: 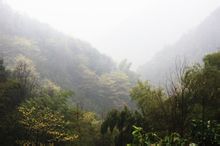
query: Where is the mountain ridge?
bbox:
[0,1,136,113]
[139,7,220,84]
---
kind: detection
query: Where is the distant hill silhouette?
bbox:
[139,7,220,84]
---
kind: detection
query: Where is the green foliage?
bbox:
[204,52,220,69]
[13,55,40,98]
[161,133,188,145]
[125,52,220,145]
[0,60,23,145]
[131,126,188,146]
[0,2,128,113]
[0,58,7,82]
[18,94,78,144]
[132,127,186,145]
[132,126,160,145]
[130,81,169,133]
[190,120,220,145]
[0,2,142,114]
[74,111,101,146]
[0,2,220,145]
[101,107,143,146]
[99,71,134,108]
[184,52,220,121]
[130,81,166,116]
[130,119,220,146]
[0,58,102,146]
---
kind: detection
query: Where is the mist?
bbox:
[0,0,220,145]
[5,0,220,69]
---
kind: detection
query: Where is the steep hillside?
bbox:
[0,1,137,113]
[139,7,220,84]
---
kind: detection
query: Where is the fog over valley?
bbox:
[0,0,220,145]
[5,0,220,68]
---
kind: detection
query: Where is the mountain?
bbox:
[0,1,137,113]
[139,7,220,85]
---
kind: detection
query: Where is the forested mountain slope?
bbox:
[0,1,137,113]
[139,7,220,84]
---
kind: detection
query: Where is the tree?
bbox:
[130,81,168,133]
[0,58,7,82]
[18,83,78,145]
[101,107,143,146]
[183,52,220,145]
[0,58,23,145]
[13,55,39,99]
[74,111,101,146]
[118,59,139,85]
[129,52,220,142]
[99,71,133,111]
[163,59,195,135]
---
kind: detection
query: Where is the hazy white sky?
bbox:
[5,0,220,69]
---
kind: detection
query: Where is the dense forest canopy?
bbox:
[0,1,138,114]
[1,50,219,146]
[0,1,219,146]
